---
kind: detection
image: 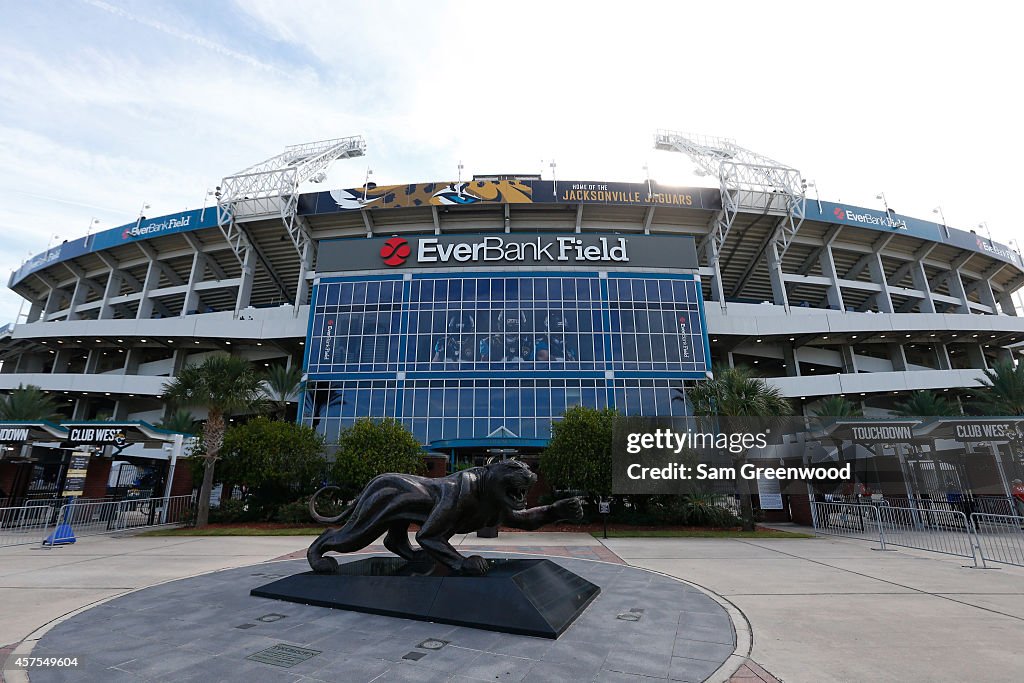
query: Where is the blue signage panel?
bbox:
[11,208,220,287]
[805,200,943,242]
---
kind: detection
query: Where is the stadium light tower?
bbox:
[216,135,366,297]
[653,130,806,269]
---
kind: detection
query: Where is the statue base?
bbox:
[250,556,600,639]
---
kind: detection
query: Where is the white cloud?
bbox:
[0,0,1021,325]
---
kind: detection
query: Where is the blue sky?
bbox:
[1,0,1021,322]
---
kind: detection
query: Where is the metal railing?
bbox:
[0,505,54,547]
[971,513,1024,568]
[810,501,881,542]
[875,505,976,560]
[43,495,195,545]
[811,502,979,564]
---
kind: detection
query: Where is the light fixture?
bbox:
[756,338,762,343]
[140,338,147,342]
[256,342,262,346]
[852,335,857,339]
[117,339,123,343]
[905,334,911,338]
[225,341,231,345]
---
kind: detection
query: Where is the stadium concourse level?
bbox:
[0,177,1021,439]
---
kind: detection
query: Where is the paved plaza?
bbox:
[0,529,1021,682]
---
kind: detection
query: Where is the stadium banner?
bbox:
[11,208,219,287]
[297,180,721,215]
[806,200,943,242]
[943,229,1022,267]
[317,233,701,273]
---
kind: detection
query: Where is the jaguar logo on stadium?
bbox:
[380,237,412,266]
[833,207,845,220]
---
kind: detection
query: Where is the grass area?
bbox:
[591,529,813,539]
[141,526,323,536]
[141,525,812,539]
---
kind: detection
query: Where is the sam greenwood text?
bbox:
[626,463,852,481]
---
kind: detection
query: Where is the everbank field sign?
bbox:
[318,234,700,272]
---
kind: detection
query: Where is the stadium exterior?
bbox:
[1,136,1023,505]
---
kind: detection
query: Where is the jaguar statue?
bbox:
[307,459,583,575]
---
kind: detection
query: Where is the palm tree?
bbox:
[158,409,198,435]
[893,390,958,417]
[162,354,264,527]
[974,360,1024,416]
[687,365,793,418]
[687,365,792,530]
[812,396,862,418]
[0,384,63,421]
[262,364,304,420]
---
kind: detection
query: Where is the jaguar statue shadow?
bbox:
[307,459,583,575]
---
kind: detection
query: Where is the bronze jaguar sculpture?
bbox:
[307,459,583,575]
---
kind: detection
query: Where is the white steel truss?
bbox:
[216,135,366,270]
[654,130,806,261]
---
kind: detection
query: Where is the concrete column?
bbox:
[975,278,999,315]
[123,348,143,376]
[936,343,952,370]
[766,243,789,310]
[84,349,101,374]
[99,270,124,320]
[27,299,45,323]
[818,244,844,311]
[234,248,255,312]
[840,345,858,374]
[136,260,160,320]
[945,270,972,314]
[910,261,936,313]
[112,400,130,421]
[783,345,801,377]
[888,343,908,372]
[294,240,315,309]
[171,348,188,376]
[65,278,89,322]
[52,349,72,373]
[706,240,726,308]
[868,254,894,313]
[996,290,1017,316]
[43,287,65,319]
[72,398,90,420]
[965,343,988,370]
[181,252,204,317]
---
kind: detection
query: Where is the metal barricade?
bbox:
[875,505,976,561]
[971,513,1024,568]
[812,502,978,563]
[0,505,53,547]
[44,494,195,544]
[810,501,880,542]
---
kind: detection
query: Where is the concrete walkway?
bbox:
[605,532,1024,683]
[2,530,1022,682]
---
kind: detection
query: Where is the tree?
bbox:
[0,384,63,421]
[812,396,862,418]
[162,354,264,527]
[263,364,304,420]
[541,406,617,499]
[687,365,793,530]
[332,418,423,494]
[158,409,198,434]
[974,360,1024,416]
[219,417,326,515]
[893,390,958,417]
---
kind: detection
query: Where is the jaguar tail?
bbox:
[308,485,355,525]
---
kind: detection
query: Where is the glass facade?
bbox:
[302,272,709,446]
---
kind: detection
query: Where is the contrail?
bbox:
[81,0,289,76]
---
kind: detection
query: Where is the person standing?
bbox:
[1011,478,1024,518]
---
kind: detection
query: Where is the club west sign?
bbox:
[318,233,700,272]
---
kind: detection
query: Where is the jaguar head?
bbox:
[486,459,537,511]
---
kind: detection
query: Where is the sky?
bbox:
[0,0,1021,323]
